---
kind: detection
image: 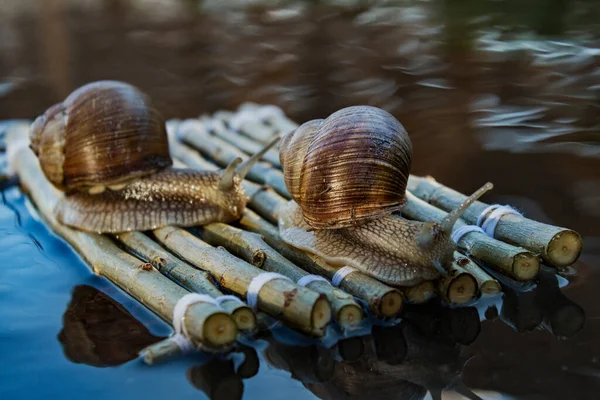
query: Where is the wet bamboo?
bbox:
[454,253,501,294]
[407,175,582,268]
[5,125,237,352]
[116,231,256,332]
[437,256,479,305]
[231,103,298,142]
[202,116,282,167]
[402,191,540,281]
[198,222,364,328]
[400,280,436,304]
[152,226,331,336]
[177,120,290,198]
[239,209,404,318]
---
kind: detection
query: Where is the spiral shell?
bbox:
[29,80,172,192]
[279,106,412,229]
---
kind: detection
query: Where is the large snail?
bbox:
[30,80,278,233]
[278,106,492,286]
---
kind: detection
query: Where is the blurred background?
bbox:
[1,1,600,399]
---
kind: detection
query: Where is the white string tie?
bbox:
[451,225,485,244]
[332,266,358,287]
[214,295,245,306]
[171,293,220,353]
[246,272,293,310]
[477,204,523,238]
[296,275,331,288]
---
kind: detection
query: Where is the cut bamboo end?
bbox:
[379,291,405,316]
[336,303,364,327]
[401,281,436,304]
[231,306,257,331]
[312,297,333,333]
[481,280,502,294]
[546,230,583,268]
[442,274,478,305]
[513,253,541,281]
[200,312,238,348]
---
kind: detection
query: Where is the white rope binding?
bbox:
[246,272,293,310]
[296,275,331,288]
[214,295,245,306]
[171,293,220,353]
[451,225,486,244]
[477,204,523,238]
[331,266,358,287]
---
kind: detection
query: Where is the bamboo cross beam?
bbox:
[115,231,256,332]
[407,175,582,268]
[197,222,365,329]
[239,209,404,318]
[152,226,332,336]
[5,124,238,352]
[402,192,540,281]
[177,120,291,198]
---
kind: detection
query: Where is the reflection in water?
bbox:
[501,268,585,337]
[57,284,163,367]
[55,271,588,399]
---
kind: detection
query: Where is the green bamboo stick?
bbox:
[152,226,332,336]
[116,231,256,332]
[407,175,582,268]
[402,191,540,281]
[198,222,364,328]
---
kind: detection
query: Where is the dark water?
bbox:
[1,1,600,399]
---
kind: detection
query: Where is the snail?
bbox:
[277,106,492,286]
[29,80,279,234]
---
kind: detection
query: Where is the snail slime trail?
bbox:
[29,80,279,233]
[278,106,494,286]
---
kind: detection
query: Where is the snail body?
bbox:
[278,106,492,286]
[30,80,278,233]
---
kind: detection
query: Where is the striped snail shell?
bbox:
[279,105,412,229]
[278,105,493,286]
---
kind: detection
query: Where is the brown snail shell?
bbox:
[279,105,412,229]
[29,81,280,233]
[30,80,172,192]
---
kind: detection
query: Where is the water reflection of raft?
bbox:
[2,103,584,363]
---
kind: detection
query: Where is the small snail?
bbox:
[278,106,492,286]
[30,80,278,233]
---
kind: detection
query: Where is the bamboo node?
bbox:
[139,263,153,271]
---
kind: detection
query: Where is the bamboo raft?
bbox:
[2,103,584,363]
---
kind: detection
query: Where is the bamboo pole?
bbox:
[201,116,282,168]
[454,253,501,294]
[177,120,291,198]
[198,223,365,329]
[239,209,404,318]
[437,256,479,305]
[402,192,540,281]
[116,231,256,332]
[407,175,582,268]
[400,281,436,304]
[230,103,298,142]
[152,226,331,336]
[5,125,237,352]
